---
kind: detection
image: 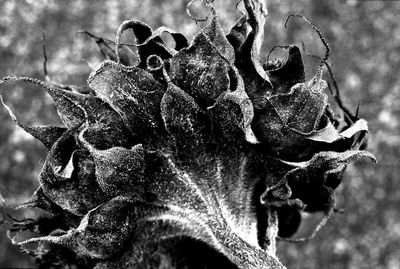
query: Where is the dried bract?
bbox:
[2,1,375,268]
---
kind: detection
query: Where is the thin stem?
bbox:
[41,33,50,81]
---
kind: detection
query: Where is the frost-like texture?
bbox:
[2,1,375,268]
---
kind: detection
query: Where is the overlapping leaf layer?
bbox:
[2,1,375,268]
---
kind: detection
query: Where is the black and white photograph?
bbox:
[0,0,398,268]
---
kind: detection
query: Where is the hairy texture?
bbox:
[1,1,375,268]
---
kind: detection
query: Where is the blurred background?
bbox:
[0,0,399,268]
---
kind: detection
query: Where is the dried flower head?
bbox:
[1,1,375,268]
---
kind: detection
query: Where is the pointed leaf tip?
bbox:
[1,95,66,148]
[202,12,235,63]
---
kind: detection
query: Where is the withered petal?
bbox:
[269,79,328,135]
[263,151,375,213]
[13,197,136,260]
[161,82,210,160]
[208,67,258,144]
[39,125,109,216]
[82,141,146,198]
[71,196,135,259]
[88,60,164,142]
[201,12,235,63]
[169,12,235,108]
[39,124,80,186]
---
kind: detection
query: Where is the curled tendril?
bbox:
[143,54,171,84]
[146,54,164,72]
[155,57,172,85]
[1,76,48,88]
[285,14,331,79]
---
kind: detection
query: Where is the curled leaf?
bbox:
[39,125,80,186]
[161,82,210,160]
[73,95,132,149]
[281,150,376,173]
[88,60,164,141]
[81,137,146,198]
[263,150,376,212]
[14,197,135,260]
[304,117,369,144]
[208,67,258,144]
[170,32,231,108]
[39,127,109,215]
[71,196,134,259]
